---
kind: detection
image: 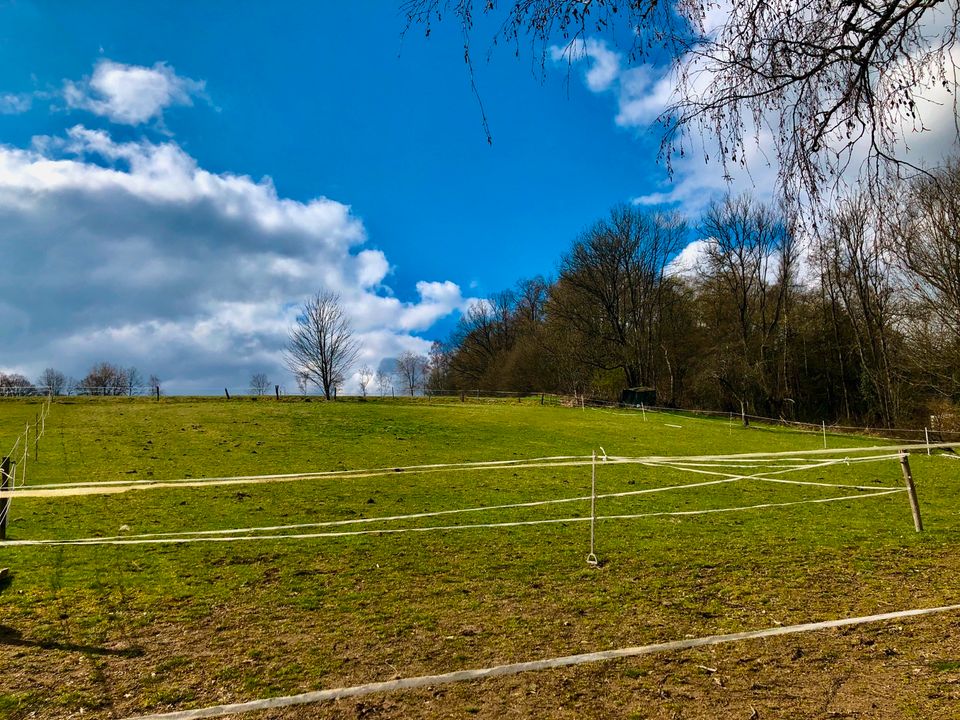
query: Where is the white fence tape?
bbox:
[124,602,960,720]
[3,488,902,547]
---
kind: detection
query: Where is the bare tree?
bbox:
[357,365,374,398]
[250,372,270,396]
[551,204,686,390]
[286,291,361,401]
[891,159,960,399]
[80,362,128,396]
[395,351,429,396]
[375,368,392,397]
[125,366,143,396]
[700,194,797,418]
[895,160,960,337]
[38,368,67,396]
[0,373,36,397]
[815,193,903,426]
[426,341,451,392]
[403,0,960,211]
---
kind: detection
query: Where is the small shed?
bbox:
[620,387,656,407]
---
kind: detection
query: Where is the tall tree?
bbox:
[816,194,903,425]
[892,159,960,401]
[426,341,451,393]
[38,368,66,396]
[286,291,361,401]
[395,351,429,396]
[552,204,686,391]
[699,194,797,417]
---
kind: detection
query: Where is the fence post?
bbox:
[822,421,827,449]
[0,456,10,541]
[899,452,923,532]
[34,413,39,462]
[540,393,544,406]
[587,450,598,567]
[224,388,230,400]
[275,384,280,400]
[741,401,748,427]
[925,427,931,455]
[155,385,160,401]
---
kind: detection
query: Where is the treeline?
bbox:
[0,363,160,397]
[430,164,960,429]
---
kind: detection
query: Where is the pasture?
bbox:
[0,396,958,719]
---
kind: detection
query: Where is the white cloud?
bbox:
[0,93,32,114]
[614,65,676,128]
[634,128,780,217]
[551,38,621,93]
[0,127,473,393]
[666,238,710,278]
[63,60,205,125]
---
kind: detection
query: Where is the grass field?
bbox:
[0,396,958,719]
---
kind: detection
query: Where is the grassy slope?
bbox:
[0,397,958,719]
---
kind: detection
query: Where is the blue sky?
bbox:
[0,2,741,393]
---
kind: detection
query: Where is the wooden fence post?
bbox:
[34,413,39,462]
[899,452,923,532]
[224,388,230,400]
[0,456,10,541]
[155,385,160,401]
[275,384,280,400]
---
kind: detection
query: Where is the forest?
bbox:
[430,163,960,429]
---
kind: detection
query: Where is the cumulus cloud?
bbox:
[63,59,206,125]
[665,238,710,278]
[0,93,33,114]
[0,127,472,392]
[551,38,622,93]
[551,38,675,126]
[550,37,776,217]
[614,66,676,128]
[634,128,780,217]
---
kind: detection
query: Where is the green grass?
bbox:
[0,397,958,719]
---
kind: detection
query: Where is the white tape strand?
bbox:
[0,458,608,498]
[3,441,944,500]
[4,458,840,543]
[124,602,960,720]
[645,454,903,491]
[2,488,903,547]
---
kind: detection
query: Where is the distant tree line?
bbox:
[430,165,960,429]
[1,363,160,397]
